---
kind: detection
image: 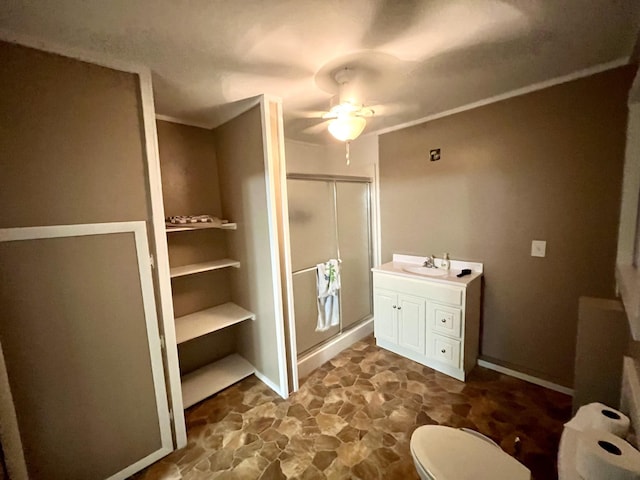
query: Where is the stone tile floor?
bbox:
[134,336,572,479]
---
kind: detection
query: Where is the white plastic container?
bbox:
[441,253,451,271]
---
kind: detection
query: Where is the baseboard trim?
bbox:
[477,359,574,396]
[254,370,287,399]
[297,318,374,380]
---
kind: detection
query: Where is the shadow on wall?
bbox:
[284,136,378,178]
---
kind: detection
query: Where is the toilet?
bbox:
[410,425,531,480]
[411,386,638,480]
[411,419,622,479]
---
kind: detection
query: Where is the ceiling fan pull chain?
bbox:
[346,141,351,166]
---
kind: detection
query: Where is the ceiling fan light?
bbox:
[330,101,359,116]
[328,116,366,142]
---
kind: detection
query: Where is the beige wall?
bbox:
[0,234,161,479]
[0,41,149,228]
[379,66,636,387]
[285,135,378,178]
[156,120,222,219]
[0,41,162,477]
[214,104,285,391]
[284,140,325,173]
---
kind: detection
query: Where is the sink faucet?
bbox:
[423,255,436,268]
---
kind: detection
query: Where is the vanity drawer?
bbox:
[428,334,461,368]
[373,272,463,306]
[431,303,462,338]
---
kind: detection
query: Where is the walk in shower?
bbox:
[287,174,373,366]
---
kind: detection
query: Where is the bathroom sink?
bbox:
[403,266,448,277]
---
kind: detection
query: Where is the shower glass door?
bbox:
[288,179,339,353]
[288,175,372,356]
[336,181,372,329]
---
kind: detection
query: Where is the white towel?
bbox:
[316,259,340,332]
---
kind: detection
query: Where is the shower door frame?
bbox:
[286,173,374,389]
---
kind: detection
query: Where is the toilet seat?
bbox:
[410,426,531,480]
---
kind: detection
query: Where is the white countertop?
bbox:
[372,254,483,287]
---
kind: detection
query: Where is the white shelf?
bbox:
[170,259,240,278]
[181,354,254,408]
[166,222,237,232]
[175,302,255,344]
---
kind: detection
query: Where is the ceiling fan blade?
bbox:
[373,1,528,63]
[302,120,331,135]
[289,109,330,119]
[360,0,426,50]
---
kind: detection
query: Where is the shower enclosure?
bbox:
[287,174,373,360]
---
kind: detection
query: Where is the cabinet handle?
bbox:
[397,306,402,310]
[440,318,446,323]
[441,349,446,354]
[392,305,397,309]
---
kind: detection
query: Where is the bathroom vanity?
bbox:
[372,254,483,381]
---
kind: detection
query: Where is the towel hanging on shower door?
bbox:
[316,259,340,332]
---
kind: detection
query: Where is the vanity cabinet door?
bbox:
[374,289,398,343]
[397,294,426,355]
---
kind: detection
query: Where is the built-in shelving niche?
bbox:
[157,99,288,412]
[157,118,258,409]
[167,226,256,408]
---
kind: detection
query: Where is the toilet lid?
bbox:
[410,426,530,480]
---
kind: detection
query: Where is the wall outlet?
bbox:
[430,149,441,161]
[531,240,546,257]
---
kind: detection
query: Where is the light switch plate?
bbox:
[531,240,546,257]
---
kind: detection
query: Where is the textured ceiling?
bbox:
[1,0,639,143]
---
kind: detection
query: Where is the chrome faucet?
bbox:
[423,255,436,268]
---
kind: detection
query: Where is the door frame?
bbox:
[285,174,375,390]
[0,222,173,480]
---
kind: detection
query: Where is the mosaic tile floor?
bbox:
[134,336,572,480]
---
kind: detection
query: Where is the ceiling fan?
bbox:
[320,67,375,143]
[297,51,415,146]
[303,66,380,164]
